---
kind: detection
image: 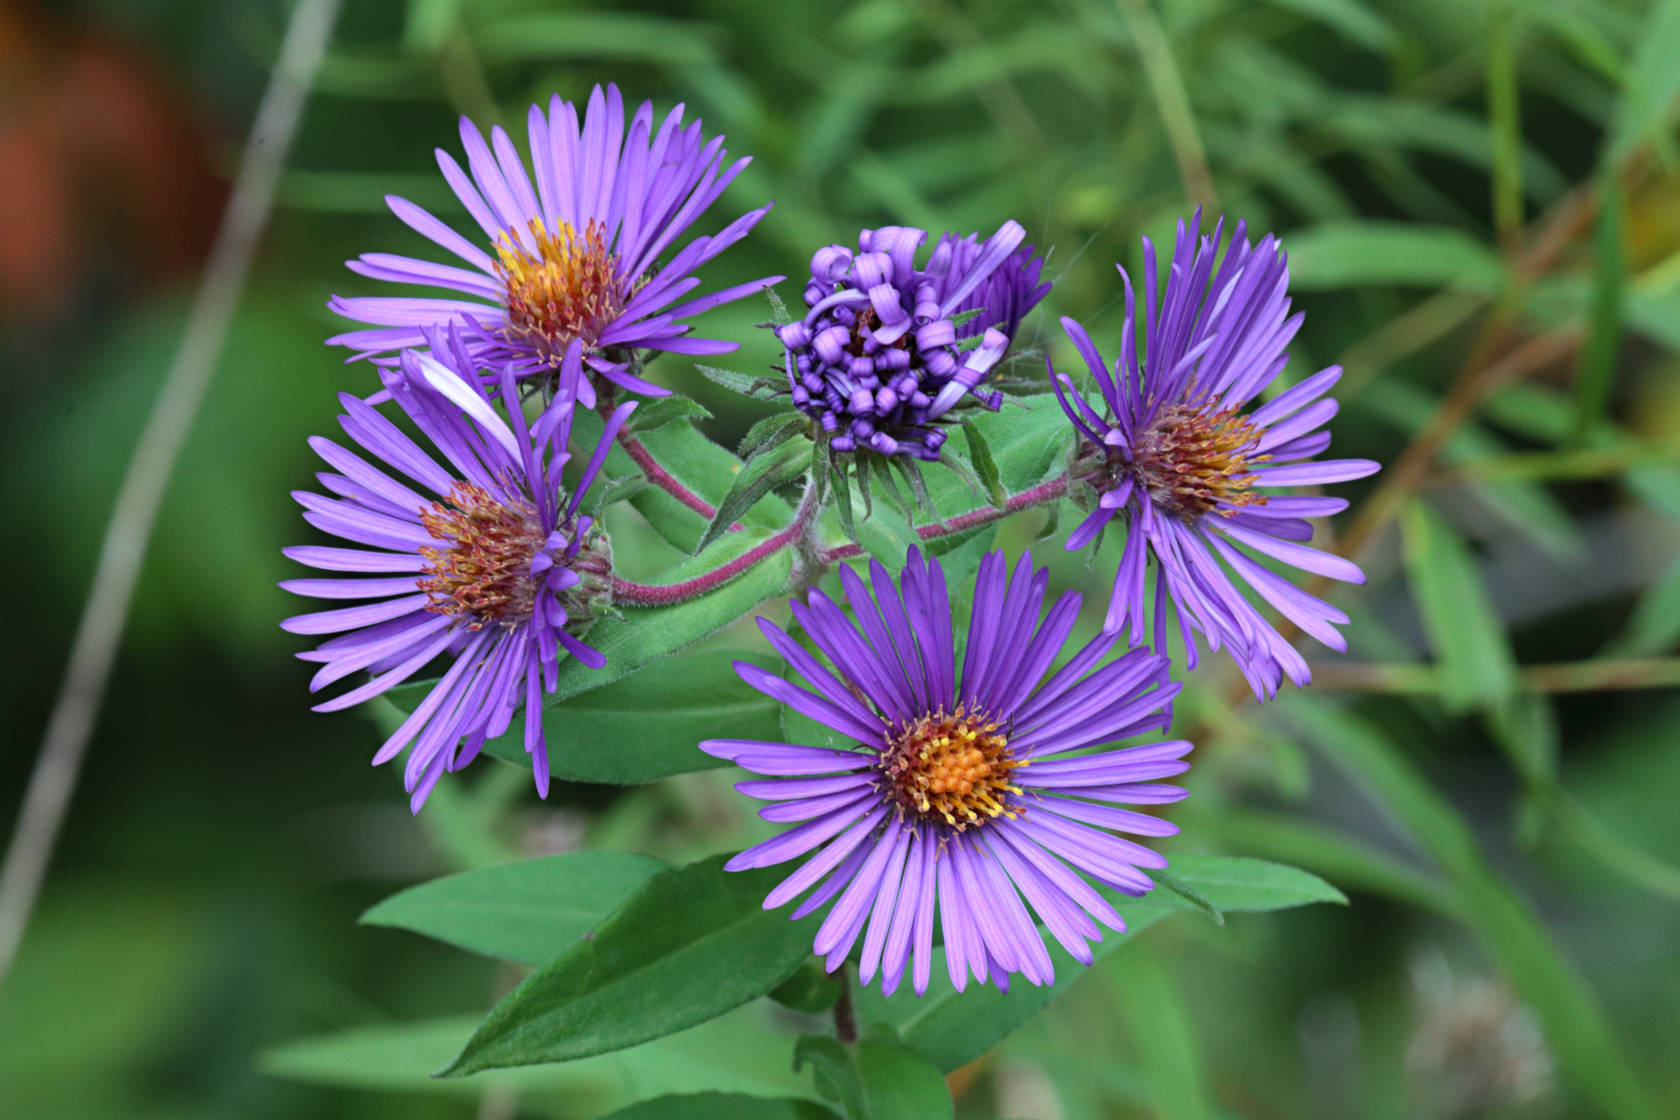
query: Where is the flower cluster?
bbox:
[776,223,1049,459]
[284,87,1380,996]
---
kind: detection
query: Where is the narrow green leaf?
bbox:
[1605,551,1680,656]
[700,438,811,552]
[855,856,1342,1072]
[601,1095,838,1120]
[1106,944,1213,1120]
[795,1031,954,1120]
[1401,501,1518,713]
[1574,179,1625,440]
[696,363,776,398]
[1283,222,1504,293]
[961,423,1007,507]
[626,395,713,434]
[1604,0,1680,167]
[1287,699,1659,1120]
[262,1004,813,1102]
[1487,0,1523,243]
[591,472,649,514]
[831,461,858,541]
[764,285,793,326]
[360,852,665,965]
[738,412,809,459]
[1262,0,1393,50]
[475,11,722,66]
[441,856,820,1075]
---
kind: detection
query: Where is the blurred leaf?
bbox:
[854,856,1341,1072]
[360,851,665,966]
[262,1004,812,1102]
[795,1031,953,1120]
[1575,179,1625,439]
[1401,501,1519,713]
[1487,0,1523,240]
[602,1095,838,1120]
[1318,99,1567,203]
[1262,0,1393,51]
[473,11,722,66]
[1287,699,1659,1120]
[1106,943,1213,1120]
[1284,222,1504,293]
[700,437,810,551]
[1605,551,1680,655]
[1485,692,1560,792]
[442,855,817,1075]
[1604,0,1680,167]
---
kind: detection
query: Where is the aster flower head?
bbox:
[775,222,1050,460]
[281,329,635,810]
[704,549,1189,996]
[328,84,781,407]
[1050,211,1379,699]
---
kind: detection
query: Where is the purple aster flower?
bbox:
[327,84,781,406]
[776,223,1050,460]
[1049,211,1380,699]
[703,549,1188,996]
[281,329,633,810]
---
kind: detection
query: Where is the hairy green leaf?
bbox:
[700,438,810,551]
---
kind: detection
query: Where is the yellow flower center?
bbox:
[879,705,1022,830]
[417,481,545,627]
[493,218,626,360]
[1129,400,1269,519]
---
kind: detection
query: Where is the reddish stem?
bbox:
[820,472,1072,563]
[611,525,797,607]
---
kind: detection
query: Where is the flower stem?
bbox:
[617,426,721,520]
[833,965,858,1044]
[820,471,1072,564]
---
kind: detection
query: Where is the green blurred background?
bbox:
[4,0,1679,1116]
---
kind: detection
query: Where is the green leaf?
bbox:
[696,363,779,398]
[262,1004,814,1103]
[739,412,810,459]
[601,1095,838,1120]
[1574,179,1625,440]
[1283,222,1504,293]
[1605,551,1680,656]
[1401,501,1519,713]
[1154,871,1224,926]
[854,856,1342,1072]
[795,1031,954,1120]
[360,852,666,966]
[627,395,713,434]
[1262,0,1393,51]
[960,423,1007,507]
[1604,0,1680,167]
[475,11,722,66]
[770,959,844,1014]
[850,497,920,571]
[700,438,811,552]
[441,855,820,1076]
[1286,699,1659,1120]
[1106,943,1214,1120]
[482,651,781,785]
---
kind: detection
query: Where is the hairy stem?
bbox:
[832,965,858,1044]
[820,471,1073,564]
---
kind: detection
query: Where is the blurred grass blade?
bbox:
[1284,222,1504,293]
[1107,943,1213,1120]
[1400,501,1519,713]
[1287,700,1658,1120]
[1574,179,1625,441]
[1604,0,1680,168]
[1486,0,1523,245]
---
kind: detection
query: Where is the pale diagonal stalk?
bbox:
[1117,0,1218,213]
[0,0,342,989]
